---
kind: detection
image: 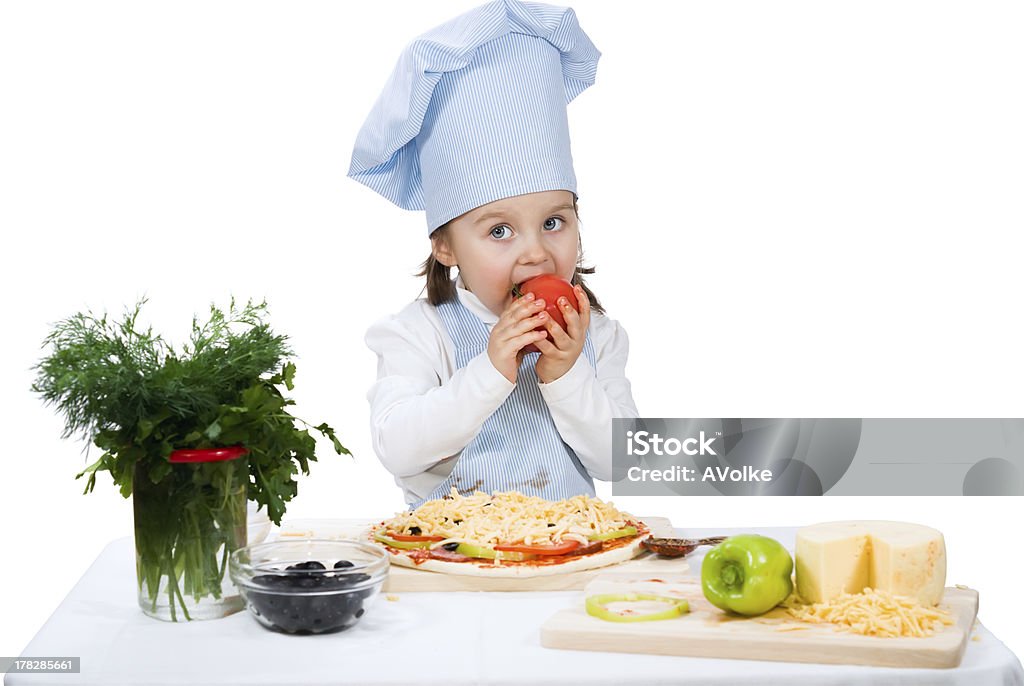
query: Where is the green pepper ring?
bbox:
[585,593,690,623]
[373,531,435,550]
[588,525,638,542]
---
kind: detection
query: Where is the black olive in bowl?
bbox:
[230,540,388,634]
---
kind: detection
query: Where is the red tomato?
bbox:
[514,274,578,353]
[388,533,446,542]
[494,539,582,555]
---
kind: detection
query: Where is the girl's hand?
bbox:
[488,292,550,383]
[534,285,591,383]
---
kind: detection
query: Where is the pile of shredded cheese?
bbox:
[783,588,954,638]
[378,489,637,548]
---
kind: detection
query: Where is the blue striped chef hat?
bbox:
[347,0,601,234]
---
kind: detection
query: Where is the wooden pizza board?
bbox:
[272,517,687,592]
[540,576,980,669]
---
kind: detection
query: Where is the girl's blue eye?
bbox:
[490,225,512,240]
[543,217,564,231]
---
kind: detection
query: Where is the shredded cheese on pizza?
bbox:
[377,489,639,548]
[783,588,954,638]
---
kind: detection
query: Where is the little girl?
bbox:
[348,0,638,507]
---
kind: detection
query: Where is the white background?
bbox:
[2,0,1022,668]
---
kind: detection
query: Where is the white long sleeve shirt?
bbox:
[365,278,639,505]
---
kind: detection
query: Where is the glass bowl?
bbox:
[246,501,273,545]
[229,539,388,634]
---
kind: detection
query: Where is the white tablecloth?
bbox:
[6,527,1023,686]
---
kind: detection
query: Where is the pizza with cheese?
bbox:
[367,489,650,577]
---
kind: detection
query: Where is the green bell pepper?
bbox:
[701,534,793,616]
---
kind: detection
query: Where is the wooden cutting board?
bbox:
[540,575,980,669]
[272,517,685,592]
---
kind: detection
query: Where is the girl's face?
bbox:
[433,190,580,316]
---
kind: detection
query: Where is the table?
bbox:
[7,527,1023,686]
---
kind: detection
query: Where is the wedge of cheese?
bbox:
[795,521,946,606]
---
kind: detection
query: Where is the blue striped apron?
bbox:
[412,295,598,508]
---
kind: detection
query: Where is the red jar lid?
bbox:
[169,445,248,463]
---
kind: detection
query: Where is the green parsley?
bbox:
[32,298,349,620]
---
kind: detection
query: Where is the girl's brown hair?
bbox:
[416,197,604,313]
